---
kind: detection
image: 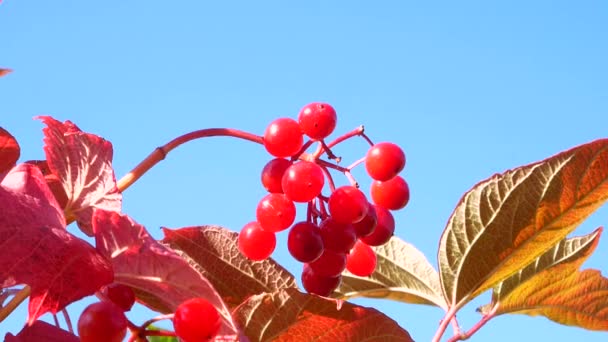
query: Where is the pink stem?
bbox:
[446,305,498,342]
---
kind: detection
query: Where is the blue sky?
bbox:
[1,1,608,341]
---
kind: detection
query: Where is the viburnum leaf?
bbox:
[438,139,608,308]
[161,226,297,308]
[335,236,447,310]
[0,164,113,324]
[0,127,20,174]
[0,68,12,77]
[4,320,79,342]
[486,228,608,330]
[38,116,122,235]
[233,288,413,342]
[23,160,69,209]
[93,210,239,337]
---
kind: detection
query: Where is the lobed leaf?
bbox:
[0,127,20,174]
[0,164,113,324]
[439,139,608,307]
[4,320,79,342]
[490,229,608,330]
[161,226,297,308]
[335,236,447,309]
[233,288,413,342]
[38,116,122,235]
[93,211,239,337]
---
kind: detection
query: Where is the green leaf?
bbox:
[233,288,414,342]
[161,225,297,308]
[438,139,608,308]
[334,236,447,309]
[489,228,608,330]
[147,337,178,342]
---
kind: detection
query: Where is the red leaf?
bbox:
[93,209,239,338]
[0,127,20,174]
[0,68,12,78]
[38,116,122,235]
[0,164,113,324]
[4,320,79,342]
[24,160,69,209]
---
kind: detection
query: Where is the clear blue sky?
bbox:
[1,1,608,341]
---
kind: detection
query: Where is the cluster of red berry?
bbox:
[238,103,410,296]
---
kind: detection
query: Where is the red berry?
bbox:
[370,176,410,210]
[365,142,406,181]
[263,118,303,157]
[352,202,377,238]
[101,283,136,311]
[346,241,377,276]
[288,221,324,263]
[256,193,296,232]
[261,158,292,193]
[77,302,127,342]
[281,161,325,203]
[297,102,337,140]
[238,221,276,260]
[319,217,357,253]
[328,186,369,224]
[301,264,341,296]
[360,205,395,246]
[173,298,221,342]
[308,249,347,277]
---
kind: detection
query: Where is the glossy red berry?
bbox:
[308,249,347,277]
[297,102,337,140]
[288,221,324,263]
[77,302,127,342]
[261,158,292,193]
[365,142,406,181]
[319,217,357,253]
[360,205,395,246]
[352,202,377,238]
[173,298,221,342]
[370,175,410,210]
[301,264,341,297]
[239,221,276,260]
[256,193,296,232]
[281,161,325,203]
[101,283,136,311]
[263,117,303,157]
[346,240,377,276]
[328,186,369,224]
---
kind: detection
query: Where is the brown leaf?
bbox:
[233,288,413,342]
[161,226,296,308]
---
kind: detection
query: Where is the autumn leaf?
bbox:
[93,210,239,337]
[0,127,20,174]
[38,116,122,235]
[161,226,297,308]
[0,68,12,78]
[23,160,69,209]
[4,320,79,342]
[233,288,413,342]
[438,139,608,308]
[0,164,113,324]
[335,236,447,310]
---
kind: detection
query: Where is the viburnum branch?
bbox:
[446,305,498,342]
[117,128,263,192]
[0,286,30,323]
[432,304,460,342]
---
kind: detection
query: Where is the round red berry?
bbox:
[328,186,369,224]
[173,298,221,342]
[370,175,410,210]
[261,158,292,193]
[77,301,127,342]
[319,217,357,253]
[288,221,324,263]
[301,264,341,297]
[256,193,296,232]
[352,202,377,238]
[263,118,303,157]
[281,161,325,203]
[360,205,395,246]
[346,240,377,276]
[308,249,347,277]
[365,142,406,181]
[101,283,136,311]
[297,102,337,140]
[238,221,276,260]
